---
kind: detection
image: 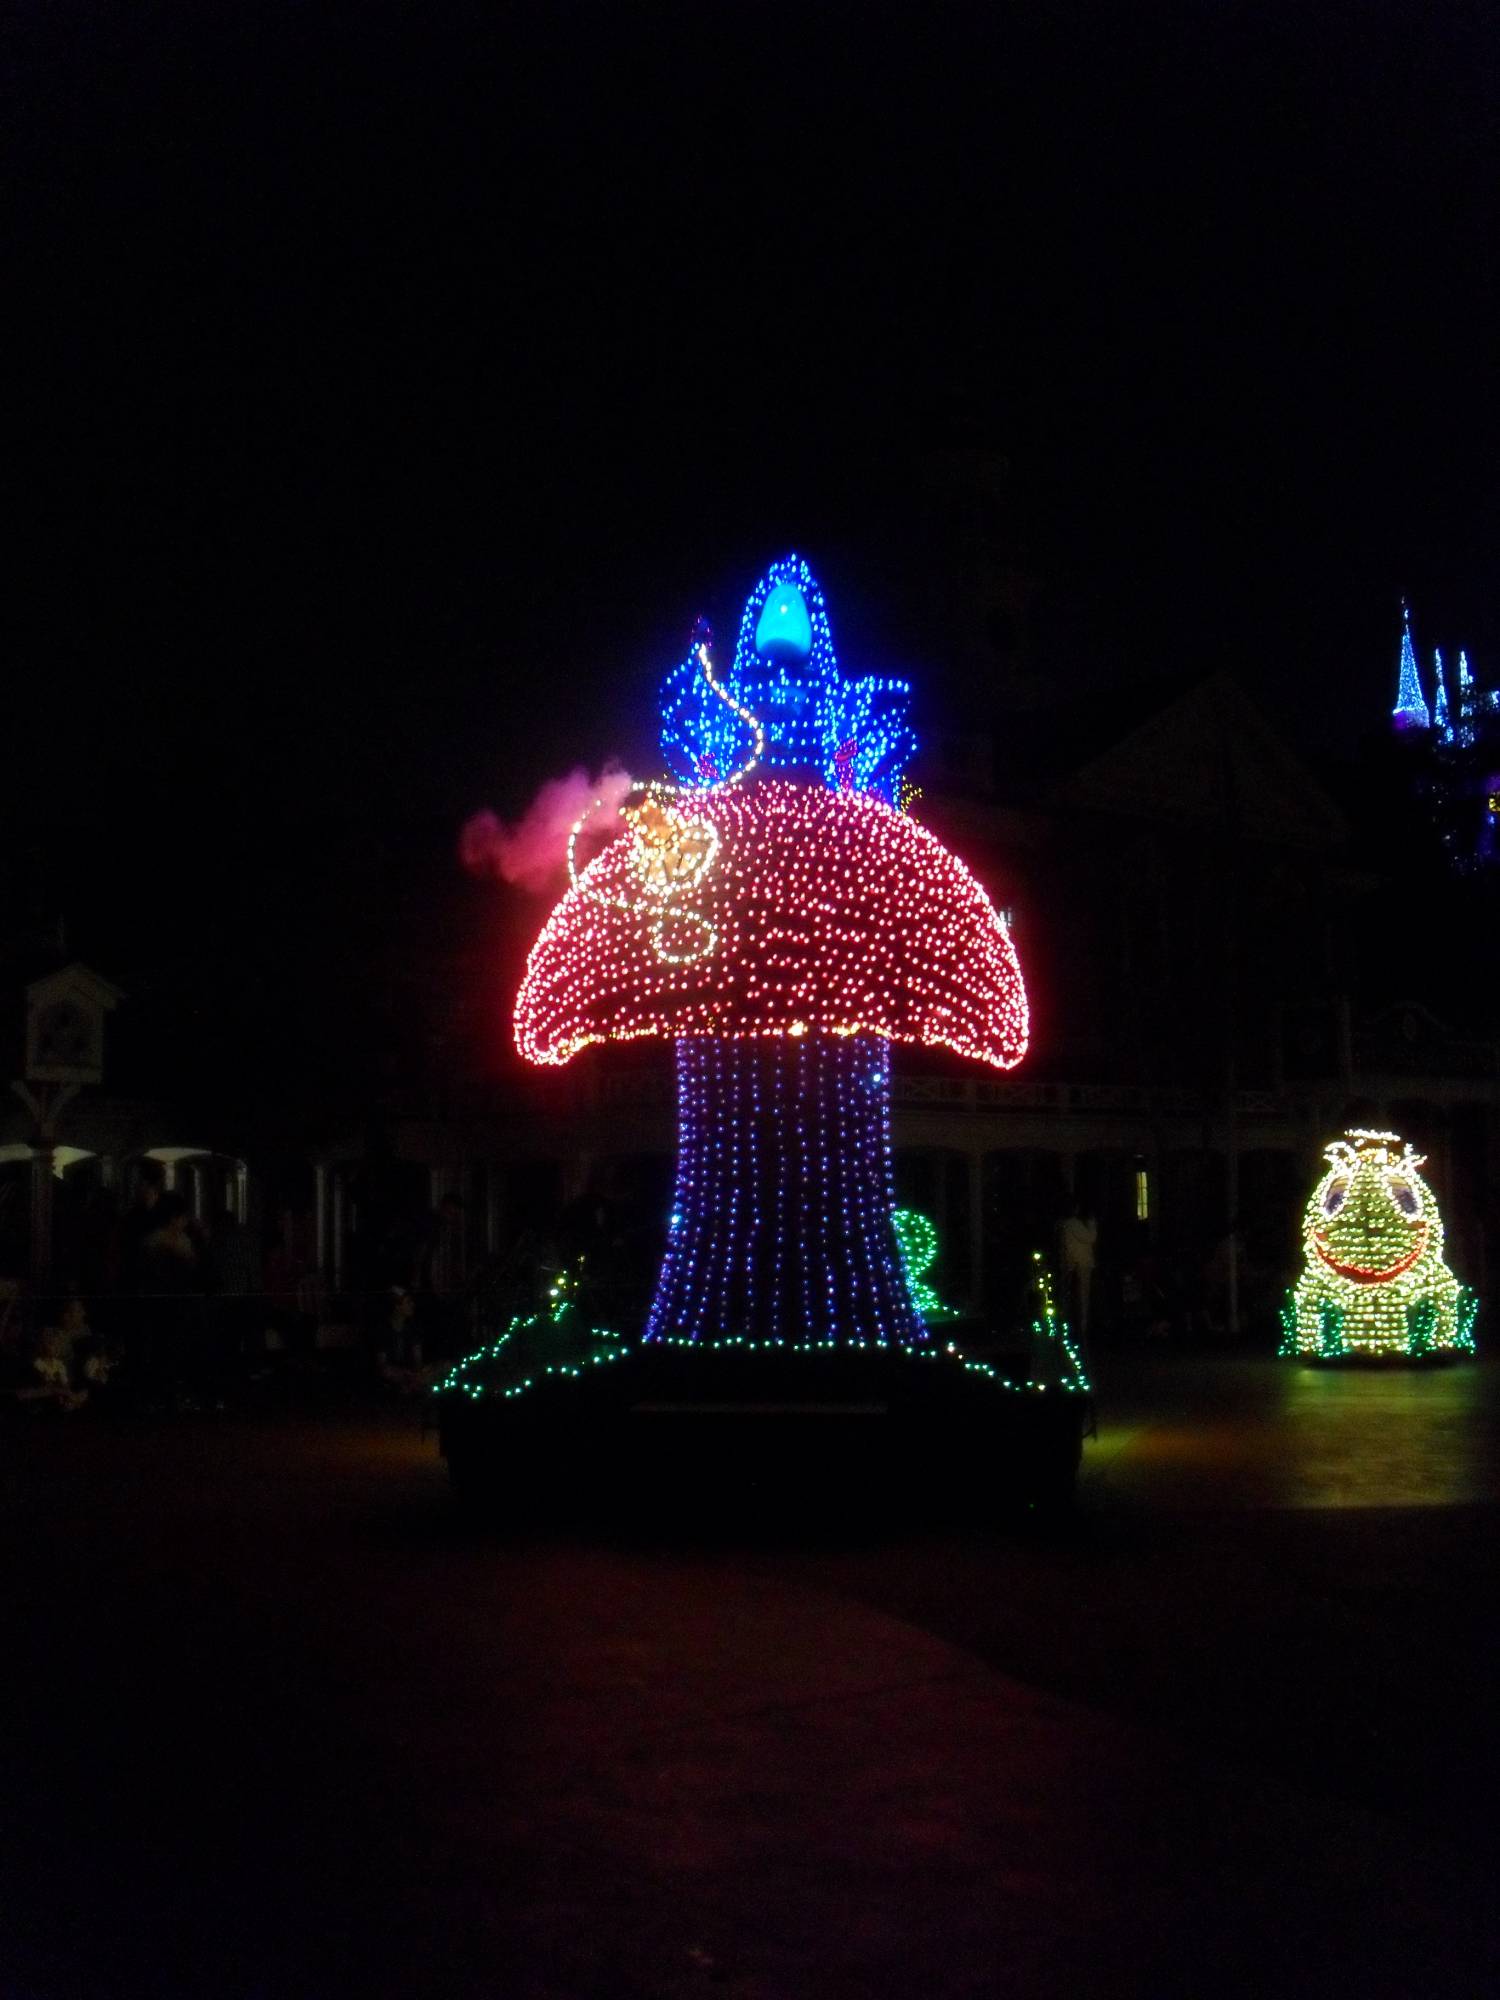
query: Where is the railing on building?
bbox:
[897,1078,1287,1117]
[592,1067,1331,1119]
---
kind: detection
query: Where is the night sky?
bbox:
[8,3,1500,997]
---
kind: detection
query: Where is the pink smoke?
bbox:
[461,762,633,892]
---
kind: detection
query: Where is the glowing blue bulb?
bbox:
[755,584,814,664]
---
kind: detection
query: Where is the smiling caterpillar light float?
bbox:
[1281,1128,1478,1360]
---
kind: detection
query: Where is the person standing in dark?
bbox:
[110,1161,166,1380]
[263,1205,312,1356]
[412,1192,464,1291]
[412,1192,465,1361]
[140,1191,208,1407]
[557,1171,630,1321]
[112,1161,165,1295]
[206,1206,262,1384]
[0,1293,32,1409]
[1057,1201,1099,1342]
[370,1286,429,1395]
[77,1185,119,1301]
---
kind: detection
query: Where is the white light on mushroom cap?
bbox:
[517,780,1028,1071]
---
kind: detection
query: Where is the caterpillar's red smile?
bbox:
[1312,1227,1427,1284]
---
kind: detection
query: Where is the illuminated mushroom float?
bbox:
[515,555,1028,1351]
[438,557,1089,1513]
[1281,1128,1478,1360]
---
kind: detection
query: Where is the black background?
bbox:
[7,2,1499,1092]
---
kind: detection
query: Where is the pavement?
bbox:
[3,1356,1499,1998]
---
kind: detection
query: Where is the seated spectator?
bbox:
[19,1324,89,1412]
[0,1288,88,1412]
[53,1296,118,1389]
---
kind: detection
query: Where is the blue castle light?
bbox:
[658,554,917,803]
[1392,601,1430,732]
[1395,606,1500,873]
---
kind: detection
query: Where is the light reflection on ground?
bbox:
[1086,1354,1500,1510]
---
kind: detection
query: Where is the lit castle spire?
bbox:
[1392,600,1430,732]
[1456,648,1477,747]
[1433,649,1452,743]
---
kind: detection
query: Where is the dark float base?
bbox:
[439,1341,1090,1530]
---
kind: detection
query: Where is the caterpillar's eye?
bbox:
[1389,1178,1421,1218]
[1322,1177,1349,1216]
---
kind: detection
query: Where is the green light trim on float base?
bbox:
[892,1206,962,1322]
[434,1246,1093,1407]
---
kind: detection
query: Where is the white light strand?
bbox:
[565,641,762,966]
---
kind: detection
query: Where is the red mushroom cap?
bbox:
[514,779,1028,1070]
